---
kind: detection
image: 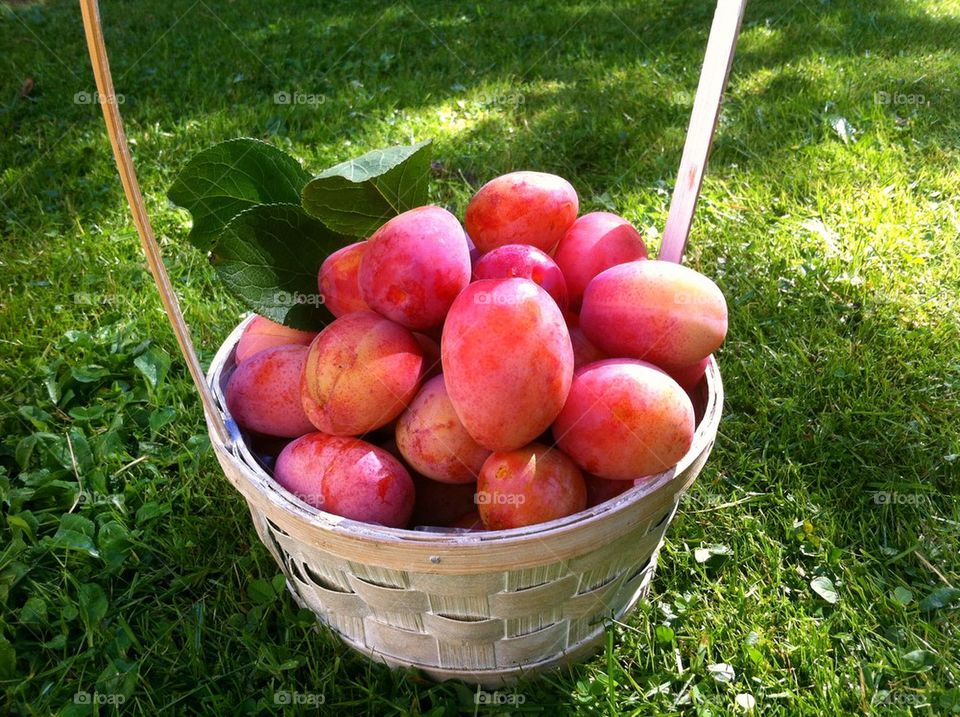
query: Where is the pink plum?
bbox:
[358,206,471,330]
[225,345,315,438]
[301,311,424,436]
[318,242,370,318]
[472,244,569,312]
[274,432,414,527]
[465,171,578,254]
[580,261,727,369]
[234,315,316,364]
[441,279,574,451]
[553,359,695,480]
[553,212,647,311]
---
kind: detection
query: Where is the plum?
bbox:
[225,345,314,438]
[234,315,316,364]
[472,244,569,312]
[358,206,471,330]
[318,242,370,318]
[665,355,711,392]
[553,359,695,480]
[465,171,578,254]
[585,473,633,508]
[569,326,607,370]
[274,432,414,528]
[553,212,647,311]
[476,443,586,530]
[580,260,727,369]
[395,375,491,484]
[301,311,424,436]
[409,472,478,527]
[441,278,574,451]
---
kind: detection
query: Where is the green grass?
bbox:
[2,0,959,714]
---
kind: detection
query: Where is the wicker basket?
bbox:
[204,316,723,686]
[79,0,744,688]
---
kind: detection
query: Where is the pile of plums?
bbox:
[224,171,727,531]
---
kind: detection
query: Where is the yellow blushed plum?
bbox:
[234,315,316,364]
[441,279,574,451]
[580,260,727,369]
[465,171,578,254]
[274,432,414,527]
[476,443,586,530]
[395,375,491,484]
[225,345,315,438]
[552,359,695,480]
[301,311,424,436]
[318,242,370,318]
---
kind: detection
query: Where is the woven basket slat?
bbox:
[495,621,570,665]
[411,572,505,596]
[422,614,505,642]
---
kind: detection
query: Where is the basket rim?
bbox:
[206,314,724,551]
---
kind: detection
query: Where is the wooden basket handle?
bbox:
[79,0,744,443]
[79,0,230,448]
[660,0,747,263]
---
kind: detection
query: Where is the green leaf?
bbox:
[919,587,960,612]
[301,140,431,236]
[20,596,48,625]
[892,586,914,605]
[810,576,839,604]
[168,138,311,251]
[212,203,347,330]
[136,501,170,524]
[248,577,281,605]
[78,582,109,628]
[0,638,15,679]
[134,347,171,390]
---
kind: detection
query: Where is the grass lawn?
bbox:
[2,0,959,714]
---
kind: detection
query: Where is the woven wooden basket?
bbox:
[79,0,745,687]
[206,316,722,685]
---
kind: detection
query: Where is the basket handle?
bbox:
[79,0,230,448]
[660,0,747,264]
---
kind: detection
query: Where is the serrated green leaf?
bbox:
[168,138,311,251]
[0,638,15,679]
[919,587,960,612]
[301,140,431,236]
[20,596,48,625]
[248,577,280,605]
[212,203,347,330]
